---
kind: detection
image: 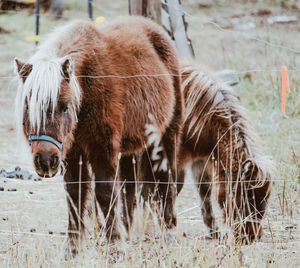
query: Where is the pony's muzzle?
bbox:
[32,142,61,178]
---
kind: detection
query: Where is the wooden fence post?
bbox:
[129,0,194,60]
[163,0,194,60]
[129,0,161,25]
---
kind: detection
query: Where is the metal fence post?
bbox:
[88,0,93,21]
[35,0,40,46]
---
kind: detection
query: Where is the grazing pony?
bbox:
[126,63,272,243]
[15,17,183,255]
[177,63,272,242]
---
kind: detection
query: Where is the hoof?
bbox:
[234,221,263,244]
[164,214,177,230]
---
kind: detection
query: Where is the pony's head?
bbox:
[233,158,272,243]
[15,57,80,178]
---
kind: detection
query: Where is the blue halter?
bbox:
[28,134,64,151]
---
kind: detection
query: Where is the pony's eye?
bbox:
[63,105,69,113]
[60,103,69,113]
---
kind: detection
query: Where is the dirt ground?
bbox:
[0,0,299,267]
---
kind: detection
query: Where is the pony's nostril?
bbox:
[34,154,41,166]
[51,155,59,169]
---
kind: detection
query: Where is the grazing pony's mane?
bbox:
[15,22,83,135]
[181,64,273,186]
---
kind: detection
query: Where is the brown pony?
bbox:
[125,63,272,243]
[14,17,183,255]
[177,63,272,243]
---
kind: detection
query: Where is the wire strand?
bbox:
[0,178,297,185]
[1,67,300,80]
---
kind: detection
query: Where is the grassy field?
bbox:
[0,0,299,267]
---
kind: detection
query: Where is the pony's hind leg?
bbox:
[159,127,182,231]
[119,154,136,234]
[143,140,178,233]
[159,70,183,232]
[64,144,90,257]
[191,159,219,239]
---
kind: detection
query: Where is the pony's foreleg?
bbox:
[64,144,90,257]
[119,154,136,234]
[89,152,121,244]
[191,160,219,239]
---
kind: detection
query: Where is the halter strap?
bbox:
[28,134,64,150]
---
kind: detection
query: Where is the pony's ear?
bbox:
[62,58,73,79]
[14,58,32,82]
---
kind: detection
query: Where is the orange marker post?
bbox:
[281,66,290,114]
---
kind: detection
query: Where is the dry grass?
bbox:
[0,1,299,267]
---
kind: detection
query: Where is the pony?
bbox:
[122,62,272,243]
[14,17,183,256]
[177,63,272,243]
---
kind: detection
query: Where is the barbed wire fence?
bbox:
[0,0,299,248]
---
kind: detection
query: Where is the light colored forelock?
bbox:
[16,57,81,135]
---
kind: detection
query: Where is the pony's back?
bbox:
[179,63,266,172]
